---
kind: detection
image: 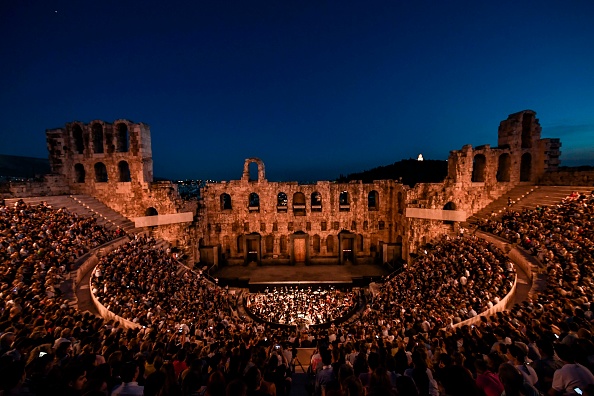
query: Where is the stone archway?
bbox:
[338,230,356,265]
[241,157,266,182]
[290,231,309,265]
[244,233,262,265]
[520,152,532,182]
[497,153,511,182]
[472,154,486,182]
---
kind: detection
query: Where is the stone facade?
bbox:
[199,158,408,266]
[2,110,563,266]
[403,110,561,255]
[44,120,198,259]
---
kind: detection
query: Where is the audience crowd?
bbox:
[0,190,593,396]
[246,287,358,326]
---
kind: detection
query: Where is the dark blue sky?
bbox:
[1,1,593,181]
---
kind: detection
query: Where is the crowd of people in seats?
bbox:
[372,234,516,332]
[91,236,237,334]
[246,287,358,326]
[0,199,120,302]
[1,190,594,395]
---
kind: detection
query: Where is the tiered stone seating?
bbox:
[464,185,587,226]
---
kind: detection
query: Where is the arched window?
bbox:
[520,153,532,182]
[311,192,322,212]
[339,191,350,211]
[220,193,232,210]
[398,192,404,214]
[326,236,334,253]
[223,236,230,256]
[277,192,287,212]
[92,123,104,154]
[280,236,287,253]
[313,235,320,253]
[249,193,260,212]
[145,207,158,216]
[293,192,306,216]
[472,154,486,182]
[370,236,378,253]
[74,163,85,183]
[368,190,379,211]
[497,153,511,182]
[248,162,259,182]
[118,161,131,182]
[94,162,108,182]
[237,235,244,253]
[72,125,84,154]
[265,235,274,254]
[116,123,129,152]
[357,234,363,251]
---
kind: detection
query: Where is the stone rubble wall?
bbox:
[538,170,594,186]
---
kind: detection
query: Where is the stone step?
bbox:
[466,185,592,227]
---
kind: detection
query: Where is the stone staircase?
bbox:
[463,185,584,227]
[70,195,138,234]
[4,194,138,234]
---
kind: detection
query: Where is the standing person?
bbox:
[315,350,334,396]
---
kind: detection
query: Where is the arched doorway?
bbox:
[94,162,108,182]
[496,153,511,182]
[74,163,85,183]
[520,153,532,182]
[92,123,104,154]
[145,207,158,216]
[116,123,129,152]
[118,161,131,182]
[245,233,261,265]
[472,154,486,182]
[72,124,84,154]
[338,230,356,265]
[290,231,309,265]
[443,201,456,226]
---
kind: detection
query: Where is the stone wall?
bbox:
[538,170,594,186]
[44,120,198,259]
[404,110,561,256]
[0,174,69,199]
[199,158,408,266]
[4,110,564,267]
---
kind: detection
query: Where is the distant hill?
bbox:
[336,158,448,186]
[0,154,51,178]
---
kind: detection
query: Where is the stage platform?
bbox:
[212,263,390,291]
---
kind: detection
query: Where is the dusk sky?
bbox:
[1,1,593,181]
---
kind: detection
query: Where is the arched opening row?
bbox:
[73,161,131,183]
[230,233,370,257]
[471,152,532,183]
[219,190,382,212]
[71,123,129,155]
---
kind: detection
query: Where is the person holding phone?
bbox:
[549,344,594,396]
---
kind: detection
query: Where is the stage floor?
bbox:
[212,263,390,285]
